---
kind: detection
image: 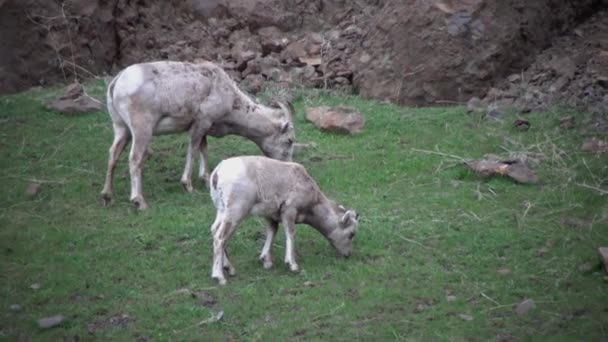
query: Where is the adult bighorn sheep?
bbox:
[209,156,359,285]
[100,61,295,210]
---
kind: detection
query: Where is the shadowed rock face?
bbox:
[353,0,604,106]
[1,0,604,111]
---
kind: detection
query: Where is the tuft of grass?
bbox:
[1,81,607,340]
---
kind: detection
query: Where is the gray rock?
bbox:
[466,97,485,113]
[26,182,41,198]
[9,304,21,312]
[515,299,535,316]
[458,314,473,321]
[37,315,65,329]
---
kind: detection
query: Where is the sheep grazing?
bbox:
[208,156,359,285]
[100,60,295,210]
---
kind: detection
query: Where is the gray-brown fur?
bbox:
[100,61,296,210]
[208,156,358,285]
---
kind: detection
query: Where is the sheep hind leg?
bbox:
[128,125,153,210]
[211,217,240,284]
[101,123,130,206]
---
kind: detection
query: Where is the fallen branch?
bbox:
[398,235,432,250]
[576,183,608,196]
[411,148,467,162]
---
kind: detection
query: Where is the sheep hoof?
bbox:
[213,276,227,285]
[285,261,299,273]
[131,197,149,210]
[181,180,194,193]
[260,256,273,269]
[100,193,113,206]
[224,265,236,276]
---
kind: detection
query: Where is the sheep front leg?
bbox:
[211,223,228,285]
[259,219,278,269]
[281,211,299,272]
[198,136,210,187]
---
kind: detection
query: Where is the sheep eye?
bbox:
[287,138,294,145]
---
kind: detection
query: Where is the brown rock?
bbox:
[305,106,365,135]
[581,138,608,153]
[513,118,531,131]
[464,157,539,184]
[45,82,103,114]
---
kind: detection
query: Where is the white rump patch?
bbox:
[117,65,145,96]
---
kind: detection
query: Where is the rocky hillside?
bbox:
[1,0,606,112]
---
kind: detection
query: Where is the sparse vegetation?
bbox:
[1,82,607,340]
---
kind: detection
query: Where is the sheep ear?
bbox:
[280,120,290,133]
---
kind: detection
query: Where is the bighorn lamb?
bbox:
[209,156,359,285]
[101,61,295,210]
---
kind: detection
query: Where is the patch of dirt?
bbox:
[87,313,135,334]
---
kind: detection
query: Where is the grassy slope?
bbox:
[0,82,606,341]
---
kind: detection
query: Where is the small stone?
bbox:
[497,268,511,275]
[37,315,65,329]
[466,97,485,113]
[26,182,41,198]
[513,118,531,131]
[486,103,505,121]
[599,247,608,271]
[446,295,457,302]
[515,299,535,316]
[458,314,473,321]
[9,304,21,312]
[559,116,575,129]
[303,281,315,287]
[507,74,522,83]
[30,283,41,290]
[359,53,371,64]
[578,261,596,273]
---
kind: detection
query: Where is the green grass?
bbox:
[1,81,607,341]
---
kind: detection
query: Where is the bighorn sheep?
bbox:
[209,156,359,285]
[100,61,295,209]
